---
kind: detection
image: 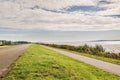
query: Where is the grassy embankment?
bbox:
[42,44,120,65]
[4,44,120,80]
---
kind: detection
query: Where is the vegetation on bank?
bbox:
[4,44,120,80]
[41,44,120,60]
[0,40,12,46]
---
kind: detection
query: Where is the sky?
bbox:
[0,0,120,42]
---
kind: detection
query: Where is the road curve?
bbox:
[0,44,31,79]
[43,46,120,76]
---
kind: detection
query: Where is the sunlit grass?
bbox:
[4,44,120,80]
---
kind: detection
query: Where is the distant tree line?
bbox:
[14,41,31,44]
[0,40,31,46]
[0,40,12,46]
[41,43,120,60]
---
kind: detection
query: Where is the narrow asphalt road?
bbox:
[0,44,30,79]
[43,46,120,76]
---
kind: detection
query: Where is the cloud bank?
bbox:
[0,0,120,31]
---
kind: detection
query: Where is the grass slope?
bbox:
[4,44,120,80]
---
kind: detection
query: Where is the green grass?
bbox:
[56,48,120,65]
[0,46,10,48]
[0,44,20,49]
[4,44,120,80]
[0,44,25,49]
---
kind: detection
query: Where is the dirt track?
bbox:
[0,44,30,79]
[44,46,120,76]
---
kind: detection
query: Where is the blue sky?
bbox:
[0,0,120,42]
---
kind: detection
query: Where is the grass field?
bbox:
[4,44,120,80]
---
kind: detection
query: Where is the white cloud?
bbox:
[0,0,120,31]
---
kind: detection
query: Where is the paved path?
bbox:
[44,46,120,76]
[0,44,30,79]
